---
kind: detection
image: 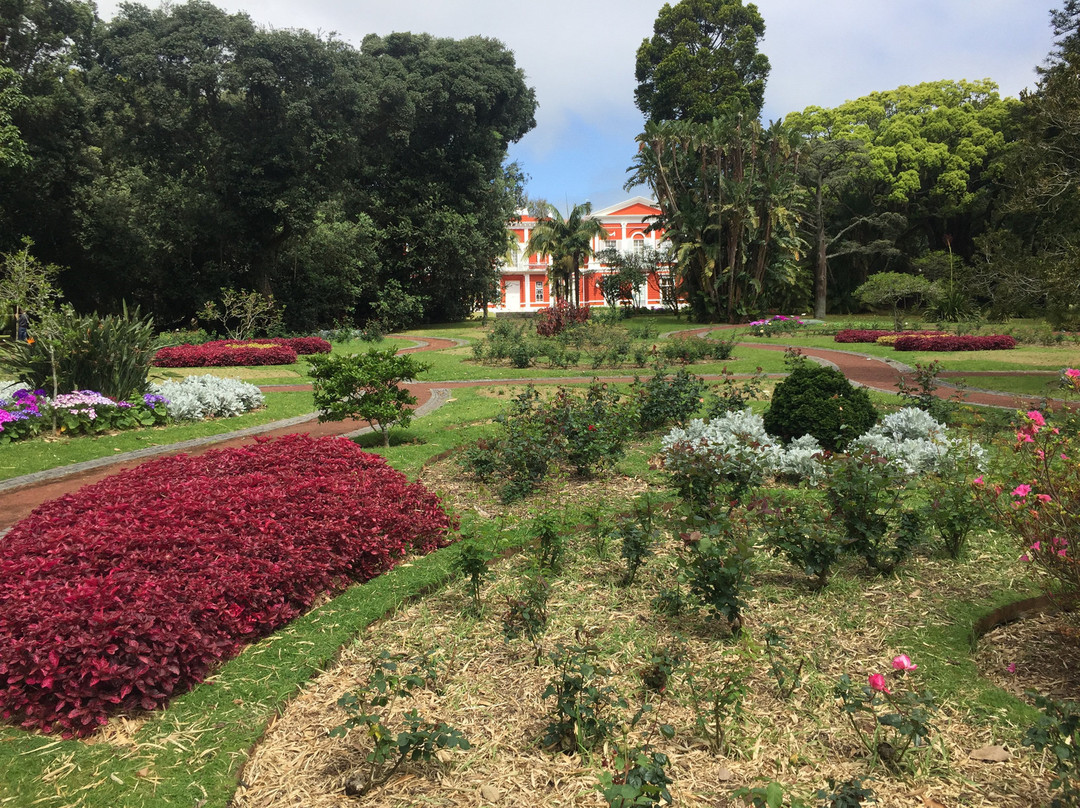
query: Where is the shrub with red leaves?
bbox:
[277,336,332,355]
[535,300,591,337]
[892,334,1017,351]
[153,339,298,367]
[834,329,945,343]
[0,434,453,737]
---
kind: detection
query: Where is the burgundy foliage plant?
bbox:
[0,434,453,737]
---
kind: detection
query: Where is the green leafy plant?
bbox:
[816,777,876,807]
[502,573,551,665]
[895,360,960,424]
[541,641,627,754]
[634,367,706,432]
[0,303,157,402]
[682,509,755,635]
[330,651,470,797]
[198,287,282,340]
[598,742,675,807]
[825,451,921,574]
[683,657,748,755]
[763,359,878,452]
[532,511,565,573]
[1024,693,1080,807]
[922,456,989,560]
[734,781,810,808]
[310,348,430,446]
[706,365,767,417]
[453,537,491,612]
[761,625,804,702]
[640,641,683,697]
[754,494,844,588]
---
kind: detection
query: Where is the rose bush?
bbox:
[980,402,1080,593]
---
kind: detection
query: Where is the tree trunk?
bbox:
[814,185,828,320]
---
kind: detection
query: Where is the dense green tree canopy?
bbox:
[635,0,769,124]
[0,1,535,329]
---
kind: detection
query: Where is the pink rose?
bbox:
[868,673,891,693]
[892,654,918,672]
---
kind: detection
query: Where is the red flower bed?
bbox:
[0,435,453,737]
[892,334,1017,351]
[278,336,332,355]
[153,339,298,367]
[834,329,945,343]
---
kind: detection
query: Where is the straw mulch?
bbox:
[233,456,1065,808]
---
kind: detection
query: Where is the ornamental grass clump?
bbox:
[0,434,453,737]
[149,374,265,420]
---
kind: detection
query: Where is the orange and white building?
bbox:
[498,196,672,311]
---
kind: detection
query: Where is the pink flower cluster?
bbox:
[867,654,919,694]
[1020,536,1069,562]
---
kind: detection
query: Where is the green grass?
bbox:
[0,391,314,482]
[947,374,1061,397]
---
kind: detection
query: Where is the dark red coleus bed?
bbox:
[0,434,454,737]
[892,334,1017,351]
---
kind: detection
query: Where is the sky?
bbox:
[94,0,1059,212]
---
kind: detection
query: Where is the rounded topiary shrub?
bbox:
[763,361,877,451]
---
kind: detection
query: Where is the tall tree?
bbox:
[635,0,770,124]
[525,202,607,305]
[627,114,804,322]
[984,3,1080,324]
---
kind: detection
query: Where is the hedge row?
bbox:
[892,334,1017,351]
[152,337,331,368]
[833,329,945,343]
[0,434,453,737]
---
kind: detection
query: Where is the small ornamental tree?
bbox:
[310,348,430,446]
[854,272,939,331]
[199,288,283,340]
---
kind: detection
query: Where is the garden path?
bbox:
[0,330,1058,531]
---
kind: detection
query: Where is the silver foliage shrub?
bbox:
[660,410,811,492]
[149,375,265,421]
[851,407,985,475]
[660,407,983,490]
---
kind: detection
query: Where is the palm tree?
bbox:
[525,202,608,305]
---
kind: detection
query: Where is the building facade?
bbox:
[498,197,670,311]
